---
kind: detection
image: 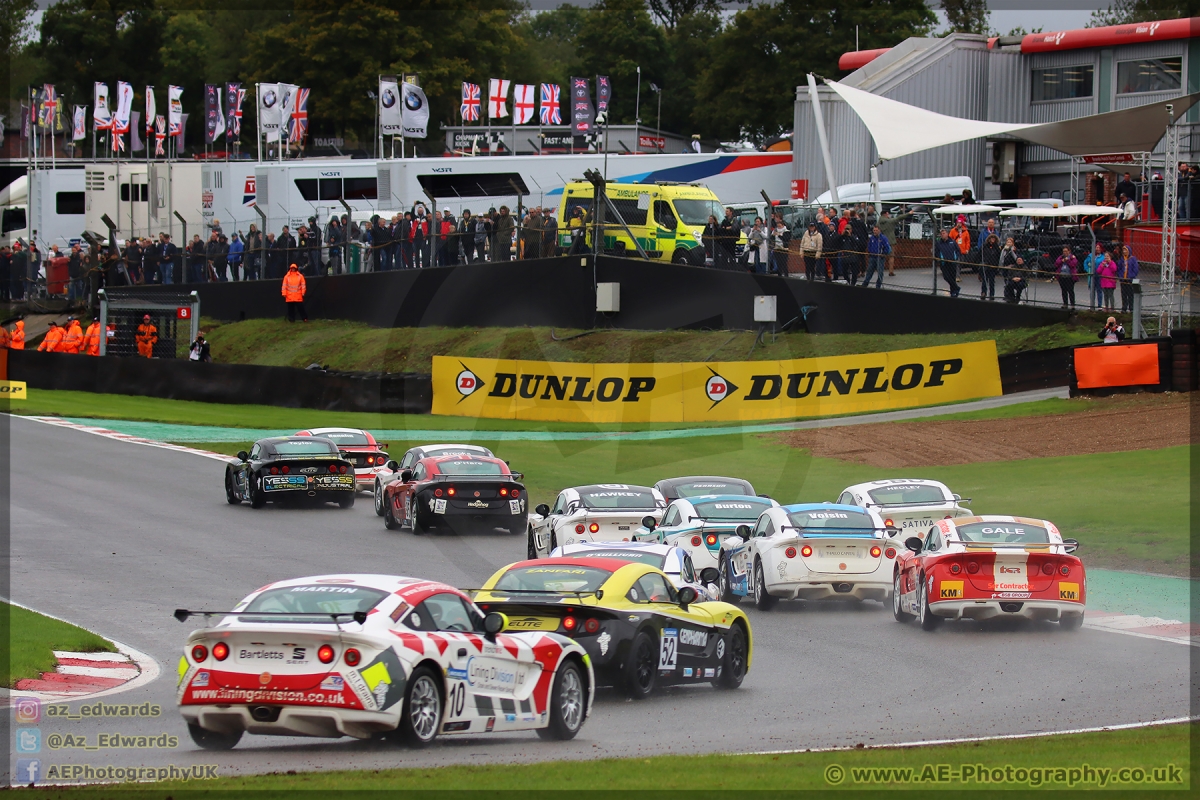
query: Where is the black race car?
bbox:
[654,476,757,503]
[381,453,525,534]
[225,436,356,509]
[373,443,496,517]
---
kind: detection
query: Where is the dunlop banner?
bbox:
[432,341,1002,424]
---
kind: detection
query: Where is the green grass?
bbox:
[197,318,1102,375]
[29,722,1192,793]
[5,602,116,687]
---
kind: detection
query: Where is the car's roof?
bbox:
[256,435,337,446]
[656,476,753,489]
[296,427,372,435]
[781,502,874,514]
[413,444,493,455]
[846,479,950,492]
[677,494,773,505]
[944,515,1050,528]
[503,557,647,573]
[559,541,676,555]
[573,484,656,494]
[250,574,452,594]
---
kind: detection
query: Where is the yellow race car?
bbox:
[474,557,751,699]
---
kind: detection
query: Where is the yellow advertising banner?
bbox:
[0,380,27,400]
[432,340,1002,424]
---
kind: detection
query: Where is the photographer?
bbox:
[1098,316,1125,344]
[189,332,212,362]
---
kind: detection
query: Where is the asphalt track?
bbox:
[6,415,1192,780]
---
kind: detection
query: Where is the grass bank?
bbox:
[5,602,116,686]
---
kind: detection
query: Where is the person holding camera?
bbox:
[189,332,212,362]
[1098,316,1125,344]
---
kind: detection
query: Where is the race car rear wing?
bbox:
[174,609,368,625]
[958,539,1079,553]
[431,473,525,483]
[866,498,971,507]
[781,525,902,538]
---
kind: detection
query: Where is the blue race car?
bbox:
[635,494,779,578]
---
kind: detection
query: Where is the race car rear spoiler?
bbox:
[869,498,971,507]
[174,609,368,624]
[431,473,525,483]
[958,539,1079,553]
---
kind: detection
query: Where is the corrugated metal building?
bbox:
[794,20,1200,202]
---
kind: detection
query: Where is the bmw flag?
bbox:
[379,78,402,136]
[400,81,429,139]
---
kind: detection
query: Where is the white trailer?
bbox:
[1,167,88,251]
[83,160,204,246]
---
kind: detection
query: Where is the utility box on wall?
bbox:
[597,282,620,313]
[753,295,777,323]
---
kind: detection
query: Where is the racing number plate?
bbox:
[659,628,678,670]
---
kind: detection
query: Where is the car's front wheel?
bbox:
[918,576,942,631]
[892,571,914,623]
[398,666,442,747]
[225,470,241,505]
[719,554,740,605]
[753,560,777,610]
[537,658,586,740]
[623,630,658,699]
[715,622,748,689]
[527,527,538,559]
[187,723,242,750]
[374,480,385,516]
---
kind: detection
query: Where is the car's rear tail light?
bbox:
[691,535,703,547]
[589,523,599,533]
[583,618,600,633]
[1042,562,1055,575]
[500,487,509,496]
[343,648,361,667]
[785,546,797,558]
[212,643,229,661]
[705,534,718,546]
[339,465,348,474]
[317,645,335,664]
[800,545,813,557]
[434,488,443,497]
[447,487,456,496]
[575,524,585,534]
[966,562,980,574]
[870,546,882,558]
[885,547,897,559]
[270,466,279,475]
[884,518,894,528]
[329,464,338,473]
[1060,564,1070,576]
[562,616,578,633]
[281,466,290,474]
[949,563,961,574]
[191,645,208,663]
[511,489,520,498]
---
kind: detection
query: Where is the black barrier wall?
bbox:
[122,256,1067,334]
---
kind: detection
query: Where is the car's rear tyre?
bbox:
[715,622,748,689]
[537,658,586,740]
[409,497,427,535]
[338,492,355,509]
[374,480,385,516]
[892,571,914,623]
[225,471,241,505]
[753,560,777,610]
[398,666,442,747]
[918,576,942,631]
[527,527,538,559]
[719,554,740,605]
[249,477,265,509]
[188,723,242,750]
[672,249,690,264]
[1059,612,1084,631]
[383,498,398,530]
[623,630,658,700]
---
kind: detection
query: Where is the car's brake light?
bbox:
[562,616,578,632]
[589,522,599,533]
[691,535,702,547]
[339,465,348,474]
[270,466,279,475]
[329,464,338,473]
[966,562,980,574]
[1060,564,1070,576]
[706,534,718,546]
[447,487,456,496]
[344,648,361,667]
[870,546,882,558]
[500,487,509,496]
[785,546,797,558]
[583,618,600,633]
[511,489,520,498]
[884,518,894,528]
[575,524,585,534]
[800,545,813,557]
[191,645,208,663]
[317,645,335,664]
[1042,562,1055,575]
[885,547,897,559]
[434,488,443,497]
[944,514,952,519]
[281,466,290,474]
[949,563,961,574]
[212,642,229,661]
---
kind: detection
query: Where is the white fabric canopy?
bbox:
[999,205,1120,218]
[825,79,1200,161]
[931,204,1003,215]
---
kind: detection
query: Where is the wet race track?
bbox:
[7,416,1191,777]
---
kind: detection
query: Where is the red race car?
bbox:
[893,515,1084,631]
[381,454,526,535]
[295,427,389,492]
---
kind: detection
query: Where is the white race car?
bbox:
[548,540,719,600]
[718,503,900,609]
[635,494,779,575]
[836,479,971,541]
[176,574,592,749]
[528,484,666,559]
[294,427,390,492]
[374,444,496,517]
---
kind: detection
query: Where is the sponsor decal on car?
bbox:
[507,617,557,631]
[447,667,469,680]
[356,649,406,711]
[466,656,530,694]
[992,592,1031,599]
[939,580,964,599]
[263,475,307,491]
[510,499,522,515]
[683,668,694,677]
[1059,582,1080,601]
[659,628,678,670]
[679,629,708,647]
[990,560,1029,592]
[433,498,447,514]
[320,675,345,692]
[192,671,209,688]
[467,500,489,509]
[703,668,715,678]
[596,631,612,655]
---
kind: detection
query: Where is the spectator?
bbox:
[1004,273,1026,304]
[400,211,415,268]
[1054,245,1078,309]
[950,215,971,275]
[748,218,767,273]
[494,206,515,262]
[412,204,429,268]
[159,232,178,285]
[1082,243,1105,309]
[188,332,212,362]
[934,229,960,297]
[83,318,101,355]
[1096,251,1118,310]
[209,218,223,237]
[228,233,244,281]
[281,263,308,322]
[439,209,457,265]
[876,207,912,276]
[303,220,321,274]
[1117,244,1139,314]
[1098,316,1125,343]
[718,207,738,268]
[1115,172,1137,205]
[818,213,838,281]
[473,211,492,263]
[139,238,156,284]
[523,207,542,261]
[67,244,84,301]
[0,246,9,302]
[543,209,559,258]
[769,217,790,276]
[864,225,889,288]
[702,214,719,265]
[799,221,823,281]
[1116,193,1137,245]
[961,188,976,205]
[188,234,206,283]
[327,217,344,274]
[28,242,41,292]
[263,232,279,279]
[979,233,1002,300]
[38,320,63,352]
[10,242,26,300]
[846,210,868,286]
[124,238,142,285]
[244,224,262,280]
[278,226,298,273]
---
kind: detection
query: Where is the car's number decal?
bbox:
[447,681,467,719]
[659,628,678,670]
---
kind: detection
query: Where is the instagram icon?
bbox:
[14,697,41,724]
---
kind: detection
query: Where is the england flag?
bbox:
[513,84,535,124]
[488,78,510,119]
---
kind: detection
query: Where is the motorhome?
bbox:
[1,167,88,250]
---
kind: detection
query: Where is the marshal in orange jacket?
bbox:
[282,265,307,302]
[60,320,84,354]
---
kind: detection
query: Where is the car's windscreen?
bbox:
[425,447,491,458]
[955,522,1050,545]
[672,480,752,498]
[563,550,666,568]
[435,460,504,475]
[492,566,613,594]
[866,484,947,505]
[674,198,724,226]
[314,431,371,446]
[787,509,878,531]
[579,488,658,510]
[239,585,388,622]
[690,498,771,521]
[272,440,339,456]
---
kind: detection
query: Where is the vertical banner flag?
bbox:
[72,106,87,140]
[595,75,611,122]
[289,87,309,144]
[130,111,143,151]
[400,82,429,139]
[379,78,402,135]
[570,77,593,135]
[460,82,480,122]
[145,86,156,135]
[277,84,297,144]
[488,79,510,119]
[226,82,243,139]
[258,83,281,142]
[155,115,166,155]
[168,85,183,136]
[204,83,225,143]
[40,84,56,127]
[539,83,561,125]
[113,82,133,133]
[513,84,535,124]
[94,82,111,130]
[20,104,29,139]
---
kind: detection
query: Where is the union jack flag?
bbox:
[539,83,561,125]
[40,84,57,128]
[154,115,166,155]
[461,82,480,122]
[289,87,309,144]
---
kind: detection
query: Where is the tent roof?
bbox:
[931,204,1003,215]
[825,78,1200,161]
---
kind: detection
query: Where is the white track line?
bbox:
[14,415,230,462]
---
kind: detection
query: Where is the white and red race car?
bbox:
[374,444,496,517]
[176,574,592,749]
[294,428,389,492]
[836,479,972,541]
[893,515,1085,630]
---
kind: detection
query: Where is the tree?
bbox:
[575,0,669,126]
[511,4,586,88]
[647,0,721,30]
[1089,0,1200,26]
[940,0,990,35]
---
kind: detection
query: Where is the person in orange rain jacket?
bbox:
[135,314,158,358]
[60,317,84,354]
[83,319,102,355]
[37,320,64,352]
[282,262,308,322]
[10,319,25,349]
[0,323,9,349]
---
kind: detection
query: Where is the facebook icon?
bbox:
[15,759,41,785]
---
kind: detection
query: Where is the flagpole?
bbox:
[634,67,641,154]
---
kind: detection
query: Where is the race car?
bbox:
[836,479,972,541]
[893,515,1085,631]
[717,503,899,609]
[176,574,592,749]
[636,495,779,574]
[549,541,719,600]
[380,453,526,535]
[474,558,750,698]
[654,475,757,503]
[294,427,388,492]
[375,444,496,517]
[528,484,666,559]
[225,436,356,509]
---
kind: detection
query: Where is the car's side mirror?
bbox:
[641,515,656,530]
[483,611,508,641]
[400,469,414,482]
[699,567,719,585]
[677,586,698,610]
[386,460,399,472]
[535,503,550,517]
[236,451,248,462]
[1062,538,1080,553]
[904,536,923,554]
[736,524,752,538]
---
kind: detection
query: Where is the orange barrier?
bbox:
[1073,342,1160,389]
